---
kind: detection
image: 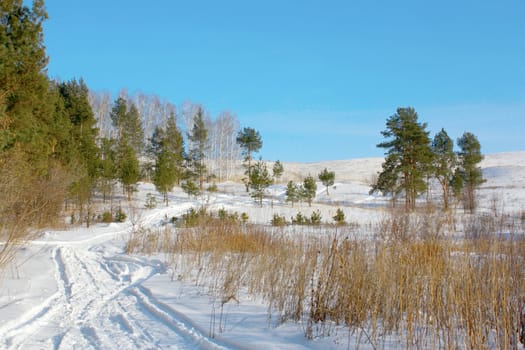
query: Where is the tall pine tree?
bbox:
[187,108,209,190]
[431,128,456,210]
[110,97,143,200]
[150,114,184,205]
[375,107,432,211]
[236,127,263,192]
[456,132,485,212]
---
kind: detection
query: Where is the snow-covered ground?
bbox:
[0,151,524,349]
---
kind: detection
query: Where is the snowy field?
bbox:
[0,151,524,349]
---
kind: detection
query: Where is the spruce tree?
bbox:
[375,107,432,211]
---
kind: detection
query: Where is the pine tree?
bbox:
[456,132,485,212]
[431,128,456,210]
[285,181,299,207]
[370,153,401,205]
[98,137,117,203]
[249,160,273,207]
[375,107,432,211]
[0,0,74,267]
[333,208,346,225]
[301,175,317,207]
[150,114,184,206]
[57,79,99,224]
[117,141,140,201]
[164,113,185,184]
[236,127,262,192]
[181,179,200,198]
[110,97,144,155]
[187,108,209,190]
[110,97,144,200]
[318,168,335,195]
[272,160,284,183]
[0,0,50,160]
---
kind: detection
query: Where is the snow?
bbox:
[0,151,523,349]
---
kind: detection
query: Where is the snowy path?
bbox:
[0,209,240,350]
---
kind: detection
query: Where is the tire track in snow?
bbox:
[1,200,245,349]
[128,285,245,350]
[54,247,72,301]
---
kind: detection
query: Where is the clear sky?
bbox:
[42,0,524,162]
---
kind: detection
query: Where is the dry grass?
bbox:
[0,149,71,270]
[128,210,525,348]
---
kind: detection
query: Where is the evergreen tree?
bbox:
[0,1,77,266]
[110,97,144,155]
[456,132,485,212]
[98,137,117,203]
[236,127,262,192]
[58,79,99,223]
[431,128,456,210]
[0,0,50,160]
[285,181,299,207]
[110,97,143,200]
[301,175,317,207]
[150,115,184,205]
[164,113,185,184]
[375,107,432,211]
[181,179,200,198]
[333,208,346,225]
[249,160,273,207]
[318,168,335,195]
[125,104,144,155]
[370,153,401,205]
[272,160,284,183]
[187,108,209,190]
[117,141,140,201]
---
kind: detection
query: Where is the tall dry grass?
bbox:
[127,209,525,348]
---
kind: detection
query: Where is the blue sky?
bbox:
[43,0,524,161]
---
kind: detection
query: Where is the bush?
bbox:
[180,207,209,227]
[115,208,127,223]
[333,208,346,225]
[271,214,288,227]
[102,211,113,223]
[291,212,309,225]
[310,210,322,226]
[218,208,242,224]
